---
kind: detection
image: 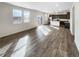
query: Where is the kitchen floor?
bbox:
[0,25,79,57]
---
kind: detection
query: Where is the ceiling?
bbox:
[8,2,73,14]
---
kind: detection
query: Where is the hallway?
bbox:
[0,25,79,57]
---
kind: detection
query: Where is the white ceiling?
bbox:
[8,2,73,14]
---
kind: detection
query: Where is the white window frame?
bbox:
[12,8,30,24]
[23,11,30,23]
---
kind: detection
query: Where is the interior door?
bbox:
[37,16,42,26]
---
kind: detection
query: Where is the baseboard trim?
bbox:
[0,27,36,39]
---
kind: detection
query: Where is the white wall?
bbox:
[70,5,75,35]
[0,3,48,38]
[74,3,79,51]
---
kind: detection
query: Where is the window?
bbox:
[13,9,23,24]
[24,11,30,23]
[13,9,22,17]
[12,8,30,24]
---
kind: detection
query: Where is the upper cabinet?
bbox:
[49,12,70,19]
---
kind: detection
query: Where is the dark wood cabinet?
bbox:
[49,12,70,20]
[60,21,70,29]
[64,21,70,29]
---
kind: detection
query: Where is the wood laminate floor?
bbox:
[0,25,79,57]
